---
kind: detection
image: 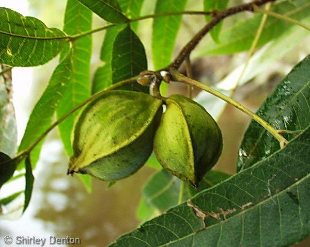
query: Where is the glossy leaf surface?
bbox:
[238,55,310,171]
[0,8,66,66]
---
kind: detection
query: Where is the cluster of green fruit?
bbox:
[68,90,222,187]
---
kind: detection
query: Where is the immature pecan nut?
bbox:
[154,94,222,187]
[68,90,162,181]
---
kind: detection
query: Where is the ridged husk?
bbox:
[154,94,222,186]
[68,90,162,181]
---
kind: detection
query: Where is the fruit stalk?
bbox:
[169,69,288,148]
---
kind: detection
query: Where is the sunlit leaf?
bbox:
[152,0,188,69]
[196,23,309,121]
[237,55,310,171]
[204,0,229,42]
[18,51,73,165]
[57,0,92,155]
[197,0,310,55]
[77,0,128,23]
[0,8,66,66]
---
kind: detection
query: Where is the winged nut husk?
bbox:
[154,94,222,187]
[68,90,163,181]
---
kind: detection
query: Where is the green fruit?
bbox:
[154,94,222,187]
[68,90,162,181]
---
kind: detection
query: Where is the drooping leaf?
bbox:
[204,0,229,42]
[111,128,310,247]
[18,51,73,166]
[57,0,92,155]
[77,0,128,23]
[92,25,125,93]
[112,25,148,92]
[197,0,310,55]
[152,0,188,69]
[237,55,310,171]
[0,7,66,66]
[23,155,34,212]
[0,65,17,157]
[0,152,16,189]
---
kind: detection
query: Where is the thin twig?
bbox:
[169,0,276,69]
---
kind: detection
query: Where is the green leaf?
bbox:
[117,0,144,30]
[139,170,230,215]
[92,25,125,93]
[23,155,34,212]
[0,66,17,157]
[77,174,93,193]
[92,64,112,93]
[204,0,229,43]
[197,0,310,55]
[112,25,148,92]
[152,0,188,69]
[143,170,181,212]
[0,7,66,67]
[0,152,16,189]
[136,196,158,222]
[0,191,23,206]
[237,55,310,171]
[77,0,128,23]
[57,0,92,155]
[117,0,144,18]
[18,51,73,166]
[146,153,162,170]
[111,128,310,246]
